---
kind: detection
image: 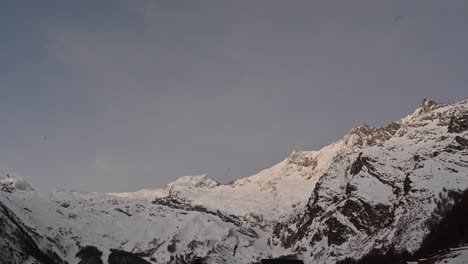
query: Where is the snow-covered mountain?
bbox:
[1,98,467,264]
[0,177,265,264]
[270,99,468,263]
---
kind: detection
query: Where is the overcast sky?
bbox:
[1,1,467,192]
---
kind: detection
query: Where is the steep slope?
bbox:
[0,200,66,264]
[0,176,66,264]
[335,187,468,264]
[270,99,468,263]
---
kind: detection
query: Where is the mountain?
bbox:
[335,187,468,264]
[0,179,264,264]
[270,98,468,263]
[0,98,467,264]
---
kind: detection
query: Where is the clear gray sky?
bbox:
[1,1,467,192]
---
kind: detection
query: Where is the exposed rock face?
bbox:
[420,98,444,113]
[343,122,401,148]
[448,111,468,133]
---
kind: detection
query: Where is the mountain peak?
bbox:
[171,174,221,189]
[342,122,401,149]
[421,98,438,106]
[0,174,35,192]
[421,98,444,112]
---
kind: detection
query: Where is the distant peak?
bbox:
[171,175,221,189]
[422,98,437,106]
[0,174,35,192]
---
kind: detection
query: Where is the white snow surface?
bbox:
[0,188,269,263]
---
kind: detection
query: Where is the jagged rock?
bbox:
[448,112,468,133]
[270,99,468,263]
[421,98,443,113]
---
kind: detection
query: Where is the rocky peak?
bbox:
[421,98,442,112]
[0,174,34,192]
[270,99,468,264]
[404,99,445,122]
[286,150,318,168]
[342,122,401,148]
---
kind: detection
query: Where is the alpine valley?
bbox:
[1,98,467,264]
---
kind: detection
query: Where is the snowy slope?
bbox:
[0,186,268,263]
[0,98,467,264]
[270,99,468,263]
[111,114,388,226]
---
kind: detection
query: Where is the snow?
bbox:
[0,188,265,263]
[352,171,394,205]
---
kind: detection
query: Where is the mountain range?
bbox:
[1,98,467,264]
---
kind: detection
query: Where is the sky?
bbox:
[1,1,467,192]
